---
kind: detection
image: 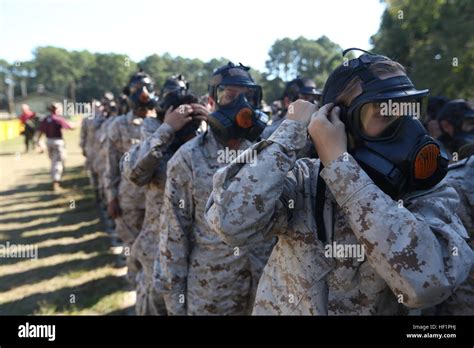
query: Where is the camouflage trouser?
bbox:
[115,206,145,285]
[131,226,167,315]
[436,268,474,315]
[115,207,145,247]
[135,270,167,315]
[46,138,66,182]
[86,168,99,190]
[185,246,253,316]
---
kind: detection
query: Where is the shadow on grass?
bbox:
[0,235,110,266]
[0,164,130,315]
[0,253,121,292]
[0,275,128,315]
[105,305,135,316]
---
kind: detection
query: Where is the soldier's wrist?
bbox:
[268,119,308,152]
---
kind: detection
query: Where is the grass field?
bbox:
[0,127,135,315]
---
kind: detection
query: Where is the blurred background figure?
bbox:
[424,96,449,140]
[437,99,474,160]
[36,102,75,191]
[18,103,37,153]
[261,76,321,139]
[80,99,104,200]
[104,70,157,285]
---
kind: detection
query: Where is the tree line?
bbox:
[0,0,471,112]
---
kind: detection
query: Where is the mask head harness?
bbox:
[437,99,474,152]
[283,76,322,105]
[207,62,268,143]
[124,69,158,110]
[101,92,117,117]
[157,75,201,148]
[322,48,448,199]
[159,75,189,105]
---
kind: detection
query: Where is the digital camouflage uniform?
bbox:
[121,116,176,315]
[104,112,146,248]
[205,119,473,315]
[156,129,275,315]
[261,111,286,139]
[80,115,103,189]
[435,155,474,315]
[95,115,115,200]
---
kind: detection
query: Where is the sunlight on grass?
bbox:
[0,251,101,277]
[0,265,127,305]
[0,129,134,315]
[21,219,99,238]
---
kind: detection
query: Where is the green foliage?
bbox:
[371,0,473,99]
[1,35,346,104]
[265,35,344,90]
[139,54,229,96]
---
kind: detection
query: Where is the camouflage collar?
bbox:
[200,129,252,160]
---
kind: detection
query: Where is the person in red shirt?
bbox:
[18,103,37,152]
[37,103,75,191]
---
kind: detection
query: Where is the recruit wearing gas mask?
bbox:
[207,62,269,143]
[437,99,474,156]
[124,70,158,111]
[284,76,322,106]
[157,75,202,149]
[321,48,449,199]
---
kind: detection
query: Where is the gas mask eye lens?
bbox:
[359,102,401,137]
[216,85,259,107]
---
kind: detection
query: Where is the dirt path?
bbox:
[0,128,135,315]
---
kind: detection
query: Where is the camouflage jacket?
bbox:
[205,119,473,315]
[261,114,285,140]
[104,112,145,207]
[435,155,474,315]
[79,116,96,168]
[157,130,275,315]
[95,116,115,185]
[120,117,176,279]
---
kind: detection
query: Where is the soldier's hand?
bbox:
[190,103,209,123]
[287,99,318,127]
[164,105,193,131]
[107,197,122,219]
[308,103,347,166]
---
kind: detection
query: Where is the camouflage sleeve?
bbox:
[122,122,175,186]
[447,158,474,238]
[320,153,474,309]
[104,120,121,202]
[79,118,88,152]
[158,150,194,315]
[205,119,307,246]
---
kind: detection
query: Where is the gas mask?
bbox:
[322,49,449,199]
[453,115,474,151]
[158,90,202,150]
[208,92,268,143]
[207,62,267,144]
[285,76,322,106]
[126,72,158,110]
